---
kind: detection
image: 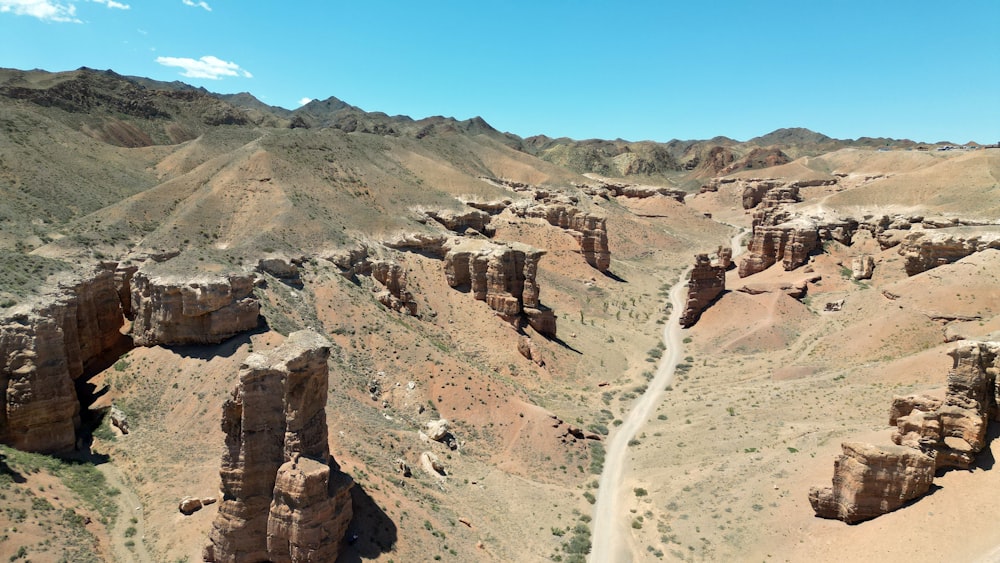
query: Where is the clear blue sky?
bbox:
[2,0,997,143]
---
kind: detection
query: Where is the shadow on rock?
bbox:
[167,322,269,360]
[337,483,397,562]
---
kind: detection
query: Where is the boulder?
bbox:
[851,255,875,280]
[109,405,129,435]
[426,419,449,442]
[179,496,204,515]
[809,442,935,524]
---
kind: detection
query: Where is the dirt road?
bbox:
[590,228,745,562]
[98,463,154,563]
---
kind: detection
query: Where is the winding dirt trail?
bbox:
[99,463,154,563]
[590,228,746,562]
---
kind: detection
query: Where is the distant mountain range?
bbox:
[0,66,948,189]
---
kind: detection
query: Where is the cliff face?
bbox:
[898,229,1000,276]
[679,254,726,328]
[811,341,1000,522]
[206,330,353,563]
[443,238,556,336]
[511,203,611,272]
[130,271,260,346]
[0,264,125,452]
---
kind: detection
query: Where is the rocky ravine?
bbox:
[0,260,261,453]
[591,228,745,562]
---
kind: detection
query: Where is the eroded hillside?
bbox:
[1,67,997,563]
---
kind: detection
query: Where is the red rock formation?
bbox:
[599,182,686,203]
[205,330,353,563]
[371,260,417,315]
[719,147,791,175]
[739,179,785,209]
[0,264,126,452]
[130,271,260,346]
[808,442,935,524]
[811,341,1000,522]
[679,254,726,328]
[443,239,556,336]
[512,203,611,272]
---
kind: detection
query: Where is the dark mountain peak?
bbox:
[749,127,833,146]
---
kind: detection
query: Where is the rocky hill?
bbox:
[0,66,997,563]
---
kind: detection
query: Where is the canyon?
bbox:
[1,67,999,563]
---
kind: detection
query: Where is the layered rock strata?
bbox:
[205,330,353,563]
[443,238,556,336]
[808,443,935,524]
[0,264,125,452]
[810,341,1000,522]
[511,203,610,272]
[594,182,686,203]
[679,254,726,328]
[423,208,493,236]
[897,228,1000,276]
[130,271,260,346]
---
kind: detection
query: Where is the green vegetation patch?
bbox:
[0,445,119,525]
[0,250,71,300]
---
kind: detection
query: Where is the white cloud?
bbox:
[298,97,314,106]
[155,55,252,80]
[91,0,129,9]
[0,0,81,22]
[181,0,210,11]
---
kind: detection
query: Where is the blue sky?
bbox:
[1,0,997,143]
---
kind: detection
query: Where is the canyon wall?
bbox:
[131,271,260,346]
[443,238,556,336]
[679,254,726,328]
[0,264,125,452]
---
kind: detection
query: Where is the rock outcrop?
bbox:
[897,228,1000,276]
[370,260,417,315]
[0,264,126,452]
[851,255,874,280]
[423,208,493,236]
[130,271,260,346]
[324,244,371,282]
[596,182,686,203]
[810,341,1000,522]
[808,442,935,524]
[511,203,610,272]
[443,238,556,336]
[205,330,353,563]
[679,254,726,328]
